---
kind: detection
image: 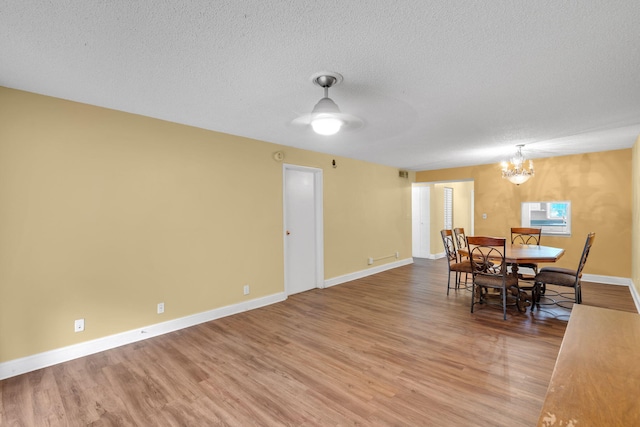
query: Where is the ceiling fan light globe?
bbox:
[311,115,343,135]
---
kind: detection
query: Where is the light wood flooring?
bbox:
[1,258,637,426]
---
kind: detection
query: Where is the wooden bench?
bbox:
[537,304,640,426]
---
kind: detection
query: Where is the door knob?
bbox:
[286,230,291,235]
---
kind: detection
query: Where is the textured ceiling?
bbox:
[2,0,640,170]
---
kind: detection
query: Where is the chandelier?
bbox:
[501,145,534,185]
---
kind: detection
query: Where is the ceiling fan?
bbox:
[291,71,363,136]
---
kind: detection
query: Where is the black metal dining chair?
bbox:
[532,232,595,309]
[453,227,472,285]
[467,236,522,320]
[453,227,467,255]
[509,227,542,280]
[441,229,473,295]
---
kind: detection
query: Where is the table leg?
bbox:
[510,263,519,279]
[510,263,535,312]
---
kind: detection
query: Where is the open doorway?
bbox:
[411,181,475,259]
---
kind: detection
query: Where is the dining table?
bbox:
[459,243,565,272]
[459,243,565,310]
[504,244,565,277]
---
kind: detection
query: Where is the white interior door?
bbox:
[284,165,324,295]
[412,185,430,258]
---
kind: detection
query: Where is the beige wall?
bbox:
[451,181,474,236]
[632,137,640,296]
[0,87,412,363]
[417,149,633,278]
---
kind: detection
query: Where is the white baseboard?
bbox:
[324,257,414,288]
[582,273,630,286]
[0,292,286,381]
[414,252,445,260]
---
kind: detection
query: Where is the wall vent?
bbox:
[398,170,409,179]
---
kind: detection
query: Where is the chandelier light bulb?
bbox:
[511,156,523,168]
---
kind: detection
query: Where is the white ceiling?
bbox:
[2,1,640,171]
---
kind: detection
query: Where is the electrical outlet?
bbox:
[157,302,165,314]
[243,285,250,295]
[395,251,400,258]
[368,257,374,265]
[74,319,85,332]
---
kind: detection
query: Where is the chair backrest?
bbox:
[466,236,507,275]
[511,227,541,245]
[440,229,458,263]
[576,232,596,277]
[453,227,467,252]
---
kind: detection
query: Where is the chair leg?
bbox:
[470,283,475,313]
[446,271,451,295]
[531,282,537,311]
[576,284,582,304]
[502,287,507,320]
[531,281,542,311]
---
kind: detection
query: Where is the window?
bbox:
[521,201,571,236]
[444,187,453,229]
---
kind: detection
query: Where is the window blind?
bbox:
[444,187,453,229]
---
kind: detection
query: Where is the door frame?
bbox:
[283,164,325,294]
